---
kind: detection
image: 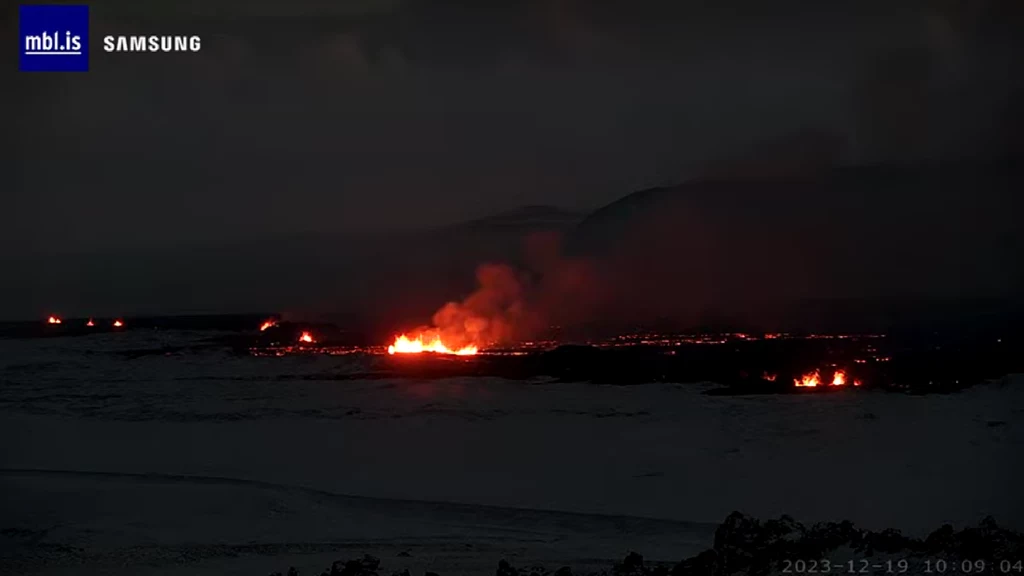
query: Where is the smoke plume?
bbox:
[429,263,538,349]
[407,232,604,349]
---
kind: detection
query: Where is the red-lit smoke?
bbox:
[390,233,602,352]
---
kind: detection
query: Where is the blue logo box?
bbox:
[19,5,90,72]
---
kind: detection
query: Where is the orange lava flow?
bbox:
[47,316,62,325]
[298,331,315,343]
[86,319,95,327]
[387,334,478,356]
[794,370,822,387]
[259,320,277,331]
[793,368,862,388]
[112,319,124,327]
[831,370,847,386]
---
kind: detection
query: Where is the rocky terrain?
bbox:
[265,513,1024,576]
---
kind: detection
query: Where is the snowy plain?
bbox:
[1,331,1022,574]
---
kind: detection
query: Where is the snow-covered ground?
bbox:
[1,331,1022,574]
[0,469,714,575]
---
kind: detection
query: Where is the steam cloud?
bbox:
[409,232,604,349]
[429,263,537,349]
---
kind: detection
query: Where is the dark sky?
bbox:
[8,0,1023,257]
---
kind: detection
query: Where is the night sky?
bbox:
[5,1,1023,322]
[9,0,1021,255]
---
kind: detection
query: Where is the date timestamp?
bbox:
[781,559,1024,573]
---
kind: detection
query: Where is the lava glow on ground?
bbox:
[794,370,823,387]
[794,369,860,388]
[387,334,479,356]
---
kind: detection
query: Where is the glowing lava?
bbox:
[831,370,847,386]
[794,370,822,387]
[794,369,859,388]
[387,334,478,356]
[47,316,62,325]
[112,319,124,327]
[298,331,315,343]
[259,320,277,331]
[86,319,95,327]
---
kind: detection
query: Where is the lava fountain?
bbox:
[794,368,861,388]
[831,369,847,386]
[387,334,478,356]
[794,370,822,387]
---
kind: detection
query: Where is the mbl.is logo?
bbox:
[19,5,89,72]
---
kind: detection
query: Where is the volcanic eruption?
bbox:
[831,370,847,386]
[387,263,533,355]
[388,333,478,356]
[795,370,822,387]
[794,368,862,389]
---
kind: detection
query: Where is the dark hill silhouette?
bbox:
[448,205,582,230]
[0,205,581,325]
[566,162,1023,332]
[3,165,1020,335]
